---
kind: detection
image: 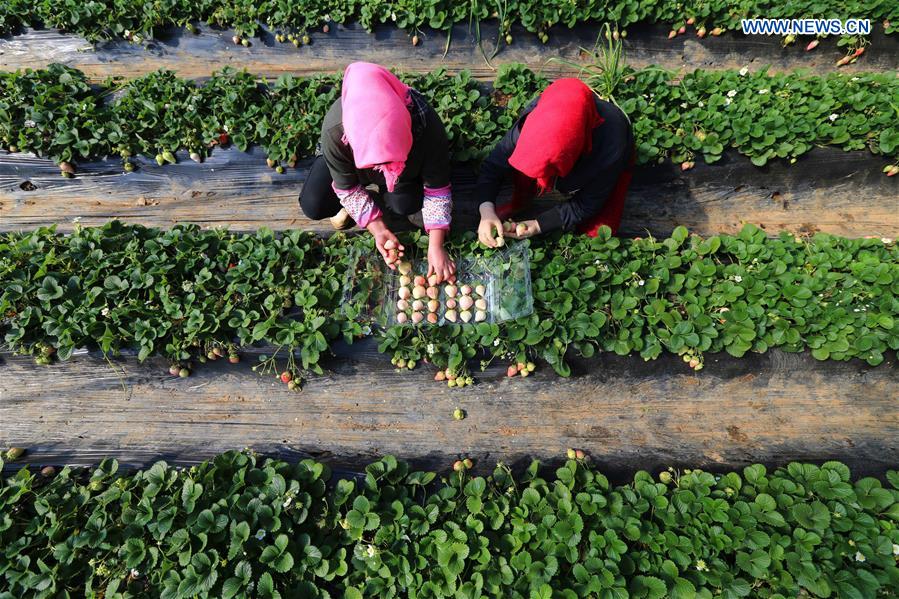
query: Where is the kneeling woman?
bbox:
[300,62,456,281]
[476,78,635,246]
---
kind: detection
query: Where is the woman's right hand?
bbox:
[477,202,504,248]
[366,218,404,269]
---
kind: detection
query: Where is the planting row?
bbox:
[0,0,897,47]
[1,222,897,388]
[1,64,899,177]
[2,449,898,598]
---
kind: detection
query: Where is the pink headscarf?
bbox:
[341,62,412,193]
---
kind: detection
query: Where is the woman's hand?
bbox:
[366,218,404,269]
[427,229,456,283]
[477,202,504,248]
[505,219,541,240]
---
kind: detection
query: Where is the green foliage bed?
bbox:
[0,0,897,43]
[2,222,897,384]
[1,450,898,598]
[1,64,898,172]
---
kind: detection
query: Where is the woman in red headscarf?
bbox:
[476,78,635,246]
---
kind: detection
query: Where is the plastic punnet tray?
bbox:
[342,241,533,328]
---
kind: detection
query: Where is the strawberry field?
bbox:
[1,3,899,598]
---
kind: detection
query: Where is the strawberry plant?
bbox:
[1,449,898,597]
[2,0,897,50]
[3,223,896,384]
[2,64,897,174]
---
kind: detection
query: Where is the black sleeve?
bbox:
[474,97,539,207]
[420,105,451,189]
[474,127,517,207]
[320,102,359,190]
[535,168,623,233]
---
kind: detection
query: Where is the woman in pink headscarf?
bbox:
[300,62,456,282]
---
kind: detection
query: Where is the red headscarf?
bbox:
[508,78,603,193]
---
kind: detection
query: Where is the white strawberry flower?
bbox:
[734,275,742,283]
[367,545,378,558]
[739,67,749,76]
[255,529,266,540]
[282,496,292,508]
[758,89,769,94]
[493,338,500,347]
[698,101,704,107]
[727,90,737,97]
[854,551,866,562]
[881,237,892,244]
[892,543,899,556]
[130,569,140,577]
[638,280,645,286]
[695,559,708,571]
[829,113,839,121]
[724,98,732,106]
[426,343,435,355]
[101,307,110,317]
[24,119,36,128]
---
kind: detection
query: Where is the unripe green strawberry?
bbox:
[526,362,536,372]
[5,447,25,460]
[453,408,465,420]
[463,458,473,469]
[155,154,165,166]
[659,471,673,483]
[179,368,190,378]
[123,161,135,172]
[566,448,576,459]
[162,151,177,164]
[275,165,285,174]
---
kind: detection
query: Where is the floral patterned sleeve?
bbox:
[422,184,452,232]
[332,183,382,229]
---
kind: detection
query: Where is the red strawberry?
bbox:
[280,371,292,383]
[668,30,677,39]
[229,355,240,364]
[435,370,446,381]
[507,364,518,377]
[805,40,819,51]
[453,460,464,472]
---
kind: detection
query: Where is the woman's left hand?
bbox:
[505,220,541,240]
[427,244,456,284]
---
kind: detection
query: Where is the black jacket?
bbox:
[319,89,451,192]
[476,95,634,233]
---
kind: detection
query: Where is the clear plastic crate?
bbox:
[342,241,533,328]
